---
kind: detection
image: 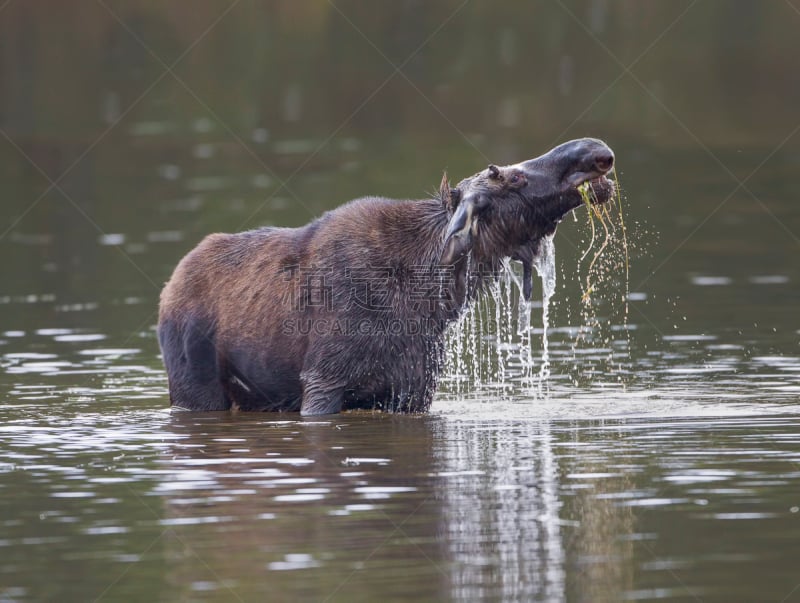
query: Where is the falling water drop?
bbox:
[518,297,534,387]
[533,233,557,393]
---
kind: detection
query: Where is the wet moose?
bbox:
[158,138,615,415]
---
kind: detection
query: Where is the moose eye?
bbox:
[509,173,524,186]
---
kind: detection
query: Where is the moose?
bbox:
[158,138,615,415]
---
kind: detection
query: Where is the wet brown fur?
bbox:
[159,195,458,415]
[158,138,615,416]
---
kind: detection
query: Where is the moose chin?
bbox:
[158,138,615,416]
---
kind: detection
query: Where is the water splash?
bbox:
[533,233,557,392]
[444,245,555,397]
[442,201,632,397]
[517,296,534,387]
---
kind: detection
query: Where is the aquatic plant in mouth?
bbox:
[577,166,629,310]
[567,166,633,387]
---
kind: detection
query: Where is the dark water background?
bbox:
[1,1,799,601]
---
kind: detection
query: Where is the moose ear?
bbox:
[438,171,452,210]
[440,193,486,265]
[439,172,463,213]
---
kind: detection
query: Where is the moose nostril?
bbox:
[594,152,614,172]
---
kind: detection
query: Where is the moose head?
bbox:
[440,138,615,299]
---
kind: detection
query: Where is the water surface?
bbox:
[2,2,800,601]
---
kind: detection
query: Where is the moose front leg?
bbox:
[299,371,345,416]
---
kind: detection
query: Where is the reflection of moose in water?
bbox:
[438,420,635,602]
[158,139,614,415]
[157,414,635,600]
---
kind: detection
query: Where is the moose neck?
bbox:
[379,197,554,329]
[457,200,562,312]
[437,204,546,323]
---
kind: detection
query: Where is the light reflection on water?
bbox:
[1,325,800,600]
[4,321,800,417]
